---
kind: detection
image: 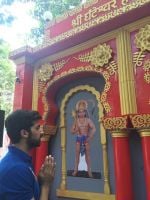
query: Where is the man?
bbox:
[0,110,55,200]
[71,100,96,178]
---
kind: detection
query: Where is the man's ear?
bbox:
[20,129,29,138]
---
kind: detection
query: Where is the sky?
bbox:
[0,1,88,51]
[0,1,38,50]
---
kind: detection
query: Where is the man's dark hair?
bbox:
[5,110,42,144]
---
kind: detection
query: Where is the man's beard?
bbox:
[27,132,41,149]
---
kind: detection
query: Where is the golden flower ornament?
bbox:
[143,59,150,71]
[144,73,150,84]
[90,43,112,67]
[143,60,150,84]
[135,24,150,51]
[38,63,54,82]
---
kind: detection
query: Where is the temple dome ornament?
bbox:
[90,43,112,68]
[135,24,150,52]
[38,63,54,82]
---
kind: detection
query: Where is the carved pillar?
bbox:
[60,125,66,190]
[112,131,134,200]
[100,123,110,194]
[139,129,150,200]
[34,125,57,175]
[130,114,150,200]
[103,116,134,200]
[34,67,59,174]
[12,55,34,110]
[10,48,36,165]
[117,29,137,115]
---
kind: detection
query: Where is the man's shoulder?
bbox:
[0,152,24,169]
[0,162,36,188]
[0,154,33,180]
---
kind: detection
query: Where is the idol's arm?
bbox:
[71,120,79,134]
[87,119,96,141]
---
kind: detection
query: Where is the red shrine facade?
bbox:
[10,1,150,200]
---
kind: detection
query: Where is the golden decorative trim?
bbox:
[102,116,128,130]
[32,68,39,110]
[35,0,149,51]
[35,29,119,68]
[41,125,57,142]
[38,63,53,93]
[144,72,150,84]
[71,43,118,114]
[121,0,129,6]
[33,17,150,71]
[53,59,69,71]
[57,189,115,200]
[42,95,49,120]
[59,85,111,198]
[38,63,54,82]
[135,24,150,52]
[106,61,117,76]
[38,81,45,93]
[90,43,112,67]
[143,59,150,71]
[76,44,117,74]
[133,25,150,85]
[11,17,150,62]
[130,114,150,129]
[60,126,66,190]
[40,125,57,141]
[112,130,128,138]
[71,44,118,113]
[102,144,111,194]
[77,51,91,62]
[133,51,146,70]
[47,0,146,30]
[117,29,137,115]
[38,59,69,92]
[44,66,112,114]
[143,59,150,84]
[138,129,150,137]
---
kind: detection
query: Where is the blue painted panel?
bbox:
[49,76,115,199]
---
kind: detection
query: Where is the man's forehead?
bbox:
[32,121,40,126]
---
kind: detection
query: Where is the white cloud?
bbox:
[0,1,39,50]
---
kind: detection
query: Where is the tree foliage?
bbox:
[30,0,82,44]
[0,39,15,116]
[0,0,15,25]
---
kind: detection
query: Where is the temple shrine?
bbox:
[10,0,150,199]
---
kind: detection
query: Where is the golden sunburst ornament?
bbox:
[38,63,54,82]
[135,24,150,52]
[90,43,112,67]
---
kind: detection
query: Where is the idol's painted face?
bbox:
[78,110,86,118]
[27,121,42,148]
